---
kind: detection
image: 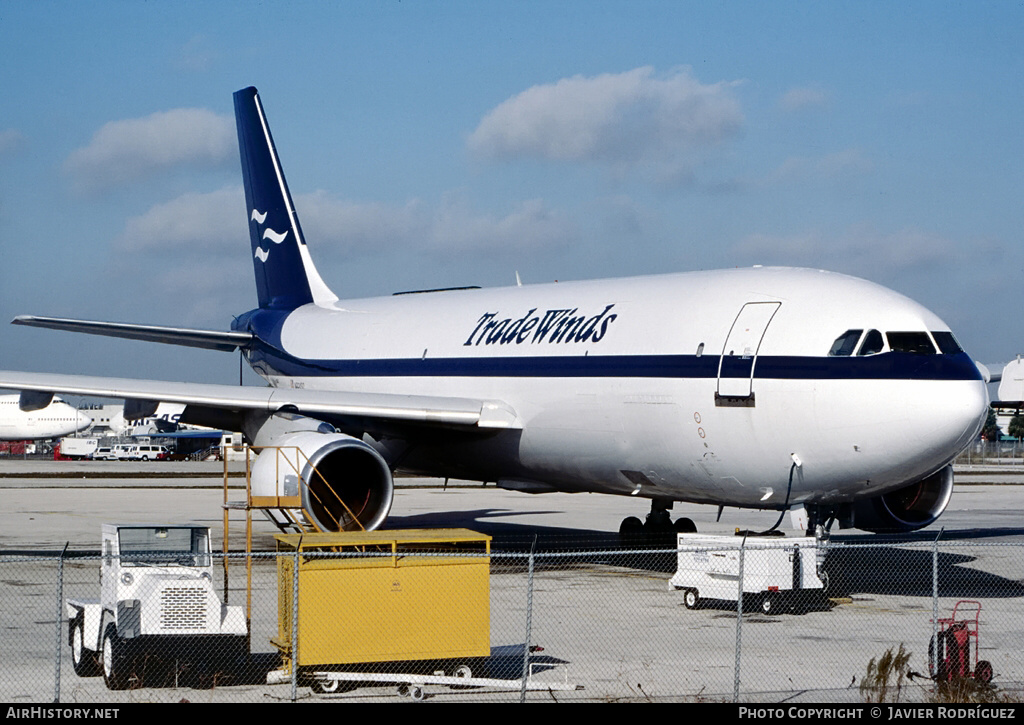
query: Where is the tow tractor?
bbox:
[66,524,248,690]
[928,600,993,684]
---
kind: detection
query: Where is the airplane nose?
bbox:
[77,412,93,431]
[924,379,989,456]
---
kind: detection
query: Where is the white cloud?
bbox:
[301,190,575,257]
[119,186,243,252]
[468,66,743,180]
[779,86,830,112]
[119,187,575,260]
[65,108,235,190]
[296,191,429,255]
[428,193,574,254]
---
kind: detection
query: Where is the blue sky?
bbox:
[1,1,1021,386]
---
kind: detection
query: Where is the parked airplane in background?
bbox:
[0,394,92,441]
[0,87,988,535]
[106,402,187,436]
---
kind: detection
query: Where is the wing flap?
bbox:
[0,371,521,429]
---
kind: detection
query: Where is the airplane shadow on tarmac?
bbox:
[391,510,1024,600]
[823,544,1024,600]
[388,508,624,551]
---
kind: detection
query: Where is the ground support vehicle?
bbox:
[58,437,98,459]
[928,600,993,684]
[66,524,248,690]
[669,533,827,614]
[268,529,580,699]
[88,445,115,460]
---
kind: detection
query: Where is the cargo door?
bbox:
[717,302,781,401]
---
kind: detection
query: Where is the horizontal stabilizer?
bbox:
[0,371,521,430]
[12,316,252,352]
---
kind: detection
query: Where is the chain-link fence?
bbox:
[957,440,1024,465]
[4,537,1024,703]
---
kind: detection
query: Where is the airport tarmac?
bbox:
[2,459,1024,703]
[1,459,1023,549]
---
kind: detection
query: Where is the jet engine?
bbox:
[249,422,394,532]
[843,464,954,534]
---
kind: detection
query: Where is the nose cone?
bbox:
[76,412,93,432]
[918,377,989,464]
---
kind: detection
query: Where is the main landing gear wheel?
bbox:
[619,517,643,535]
[618,516,644,545]
[673,517,697,534]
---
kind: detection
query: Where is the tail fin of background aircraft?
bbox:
[233,86,338,310]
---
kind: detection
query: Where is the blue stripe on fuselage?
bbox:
[244,344,982,382]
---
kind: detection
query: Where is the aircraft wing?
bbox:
[0,371,521,430]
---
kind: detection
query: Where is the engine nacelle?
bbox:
[250,430,394,532]
[842,464,954,534]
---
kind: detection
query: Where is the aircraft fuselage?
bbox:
[237,265,987,511]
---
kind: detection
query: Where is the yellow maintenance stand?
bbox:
[273,529,491,675]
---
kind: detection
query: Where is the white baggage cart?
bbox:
[669,533,827,614]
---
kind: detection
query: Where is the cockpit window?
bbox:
[828,329,863,356]
[857,329,885,356]
[886,332,936,354]
[931,331,963,354]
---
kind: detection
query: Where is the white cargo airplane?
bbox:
[0,394,92,441]
[106,402,187,436]
[0,87,988,535]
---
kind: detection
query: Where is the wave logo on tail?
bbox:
[250,208,289,263]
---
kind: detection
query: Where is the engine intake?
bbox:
[250,430,394,532]
[845,464,954,534]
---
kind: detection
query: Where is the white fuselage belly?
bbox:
[257,267,987,509]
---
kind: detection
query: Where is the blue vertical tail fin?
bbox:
[233,86,337,310]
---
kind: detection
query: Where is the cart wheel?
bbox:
[450,663,474,689]
[101,624,131,690]
[70,615,100,677]
[759,593,777,615]
[312,677,341,694]
[975,660,994,684]
[683,589,700,610]
[409,685,425,701]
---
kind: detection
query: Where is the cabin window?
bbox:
[886,332,936,354]
[828,329,863,356]
[857,329,885,356]
[931,331,963,354]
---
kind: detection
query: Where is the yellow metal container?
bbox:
[273,529,491,667]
